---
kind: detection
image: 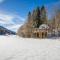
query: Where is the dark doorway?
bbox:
[37,33,39,38]
[42,32,44,38]
[45,32,47,37]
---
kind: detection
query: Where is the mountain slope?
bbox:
[0,26,16,35]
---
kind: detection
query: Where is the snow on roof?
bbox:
[39,24,49,29]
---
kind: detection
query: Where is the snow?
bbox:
[39,24,49,29]
[0,35,60,60]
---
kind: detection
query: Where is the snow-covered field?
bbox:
[0,35,60,60]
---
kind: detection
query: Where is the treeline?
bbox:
[26,6,47,28]
[17,6,48,37]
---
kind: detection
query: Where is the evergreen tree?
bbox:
[35,6,41,28]
[32,9,36,28]
[32,6,41,28]
[27,11,31,23]
[40,6,47,24]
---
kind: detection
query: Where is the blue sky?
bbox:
[0,0,60,32]
[0,0,60,17]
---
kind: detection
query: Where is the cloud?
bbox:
[6,24,23,32]
[0,13,25,32]
[0,14,14,24]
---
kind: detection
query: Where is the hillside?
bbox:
[0,26,16,35]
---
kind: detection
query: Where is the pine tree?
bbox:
[26,11,31,24]
[25,11,33,37]
[32,6,41,28]
[40,6,47,24]
[32,9,36,28]
[35,6,41,28]
[28,11,31,22]
[26,11,32,28]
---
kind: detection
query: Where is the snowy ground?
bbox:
[0,35,60,60]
